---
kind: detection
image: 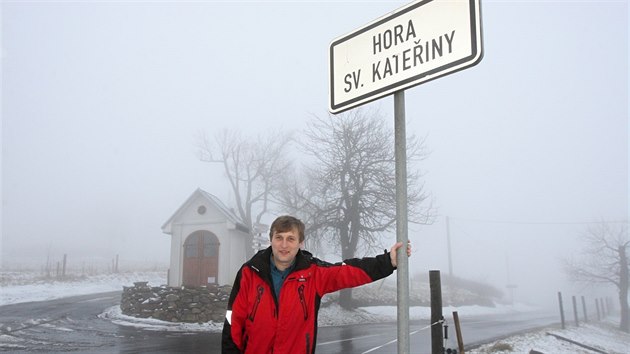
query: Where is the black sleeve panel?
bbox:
[221,268,244,354]
[342,250,395,281]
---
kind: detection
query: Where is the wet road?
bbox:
[315,311,559,353]
[0,292,221,353]
[1,291,123,352]
[0,291,558,353]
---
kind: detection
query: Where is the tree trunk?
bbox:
[619,292,629,333]
[618,246,629,332]
[246,233,255,258]
[339,226,355,310]
[339,288,354,310]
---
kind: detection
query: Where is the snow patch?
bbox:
[99,305,223,332]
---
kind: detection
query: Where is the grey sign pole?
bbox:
[394,90,410,354]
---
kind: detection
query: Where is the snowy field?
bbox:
[1,271,628,353]
[0,270,167,305]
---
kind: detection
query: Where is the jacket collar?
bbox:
[247,246,313,277]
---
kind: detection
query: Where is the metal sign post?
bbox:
[329,1,483,352]
[394,90,410,354]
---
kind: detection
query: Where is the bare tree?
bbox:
[564,222,629,332]
[278,109,433,309]
[197,129,291,257]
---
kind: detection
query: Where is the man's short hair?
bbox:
[269,215,305,243]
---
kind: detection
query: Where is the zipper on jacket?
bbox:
[248,285,264,321]
[298,284,308,320]
[306,333,311,354]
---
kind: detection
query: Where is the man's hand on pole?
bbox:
[390,240,412,268]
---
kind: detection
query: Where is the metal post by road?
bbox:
[581,296,588,323]
[394,90,410,354]
[430,270,443,354]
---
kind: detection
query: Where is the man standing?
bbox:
[222,215,411,354]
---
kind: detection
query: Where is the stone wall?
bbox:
[120,282,232,323]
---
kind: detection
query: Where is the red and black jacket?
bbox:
[221,247,396,354]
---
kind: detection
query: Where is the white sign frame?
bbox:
[329,0,483,113]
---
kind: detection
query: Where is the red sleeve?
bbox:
[314,251,395,296]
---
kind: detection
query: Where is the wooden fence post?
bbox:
[581,296,588,323]
[572,295,579,327]
[453,311,465,354]
[558,291,565,329]
[595,298,601,321]
[62,254,67,279]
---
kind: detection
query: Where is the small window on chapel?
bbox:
[197,205,206,215]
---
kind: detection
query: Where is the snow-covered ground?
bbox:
[0,271,167,305]
[1,271,628,353]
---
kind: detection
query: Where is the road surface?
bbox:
[0,291,558,353]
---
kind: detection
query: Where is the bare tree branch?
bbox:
[195,129,292,257]
[276,109,434,309]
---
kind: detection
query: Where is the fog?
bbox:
[2,1,627,308]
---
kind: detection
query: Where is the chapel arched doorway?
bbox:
[182,231,220,286]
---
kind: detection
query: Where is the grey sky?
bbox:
[2,1,628,306]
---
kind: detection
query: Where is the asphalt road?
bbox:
[0,291,558,353]
[315,312,559,353]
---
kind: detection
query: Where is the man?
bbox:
[222,215,411,354]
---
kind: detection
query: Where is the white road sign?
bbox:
[329,0,483,113]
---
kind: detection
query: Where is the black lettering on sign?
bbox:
[402,48,412,70]
[373,19,417,55]
[444,30,455,53]
[413,42,424,65]
[383,57,393,78]
[432,37,443,59]
[372,30,457,83]
[372,62,381,82]
[343,69,362,93]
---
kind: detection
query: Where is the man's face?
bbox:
[270,227,303,271]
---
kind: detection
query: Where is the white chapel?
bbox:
[161,188,251,287]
